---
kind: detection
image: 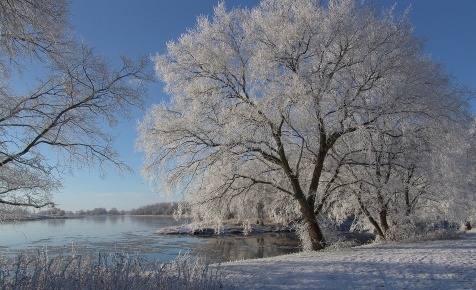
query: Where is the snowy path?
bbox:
[220,232,476,289]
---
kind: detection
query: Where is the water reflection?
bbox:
[191,233,301,263]
[92,216,108,225]
[46,218,66,227]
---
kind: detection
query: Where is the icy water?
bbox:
[0,216,300,263]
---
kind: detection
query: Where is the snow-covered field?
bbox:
[220,231,476,289]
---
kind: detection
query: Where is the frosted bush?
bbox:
[325,237,360,250]
[242,220,252,235]
[0,251,223,290]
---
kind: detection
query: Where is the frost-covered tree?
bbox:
[0,0,153,212]
[333,126,465,240]
[328,63,473,240]
[137,0,472,250]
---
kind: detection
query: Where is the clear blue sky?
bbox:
[54,0,476,212]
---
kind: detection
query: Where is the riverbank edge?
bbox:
[156,221,295,236]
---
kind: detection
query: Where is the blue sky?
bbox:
[54,0,476,212]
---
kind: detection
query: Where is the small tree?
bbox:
[138,0,472,250]
[0,0,153,213]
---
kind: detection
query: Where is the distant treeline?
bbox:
[128,202,178,216]
[33,202,182,217]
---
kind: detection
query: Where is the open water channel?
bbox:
[0,216,300,263]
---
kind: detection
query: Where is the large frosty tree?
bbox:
[0,0,153,214]
[138,0,472,250]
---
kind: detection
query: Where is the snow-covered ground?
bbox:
[220,231,476,289]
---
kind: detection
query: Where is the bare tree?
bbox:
[137,0,471,250]
[0,0,153,211]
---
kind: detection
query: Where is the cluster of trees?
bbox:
[33,207,119,217]
[0,0,152,214]
[74,207,125,216]
[137,0,475,250]
[38,207,69,217]
[33,203,179,217]
[128,202,179,216]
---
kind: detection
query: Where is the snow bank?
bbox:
[220,231,476,289]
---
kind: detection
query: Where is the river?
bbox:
[0,216,300,263]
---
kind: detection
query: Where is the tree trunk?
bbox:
[379,209,389,233]
[305,217,326,251]
[367,215,385,239]
[356,192,386,239]
[404,186,412,216]
[296,196,326,250]
[273,121,326,250]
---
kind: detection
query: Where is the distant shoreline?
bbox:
[2,214,181,222]
[2,215,82,222]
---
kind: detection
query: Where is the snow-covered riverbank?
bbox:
[219,231,476,289]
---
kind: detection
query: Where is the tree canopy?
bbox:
[0,0,153,214]
[137,0,474,250]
